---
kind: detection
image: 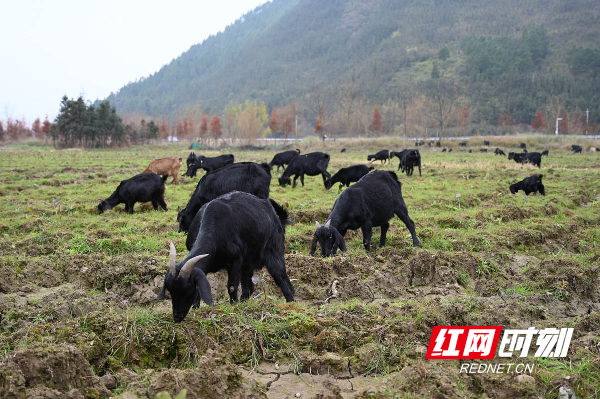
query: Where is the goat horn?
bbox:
[324,220,331,228]
[180,254,209,278]
[168,242,177,275]
[315,221,321,228]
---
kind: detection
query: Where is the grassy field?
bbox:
[0,136,599,398]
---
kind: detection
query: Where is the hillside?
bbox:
[105,0,600,129]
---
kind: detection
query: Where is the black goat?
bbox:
[177,162,271,243]
[310,171,419,256]
[494,148,506,156]
[448,148,453,152]
[186,154,235,177]
[483,140,490,146]
[571,145,583,153]
[541,150,549,156]
[480,148,488,152]
[442,148,447,152]
[415,141,425,146]
[399,149,422,176]
[436,141,441,147]
[325,165,374,190]
[427,142,432,147]
[278,152,331,188]
[340,148,347,153]
[158,192,295,322]
[520,142,527,149]
[468,149,473,153]
[98,173,167,214]
[510,174,545,196]
[508,152,542,168]
[367,149,390,164]
[459,141,468,147]
[268,149,300,172]
[186,152,197,168]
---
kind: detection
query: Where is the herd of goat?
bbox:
[96,140,585,321]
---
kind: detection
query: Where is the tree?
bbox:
[314,105,326,141]
[531,110,545,130]
[41,116,51,139]
[458,104,469,128]
[281,104,296,141]
[159,114,169,139]
[199,115,209,142]
[0,121,4,141]
[438,47,450,61]
[372,106,384,134]
[146,120,159,141]
[269,108,280,135]
[32,118,41,138]
[210,115,222,142]
[422,79,461,138]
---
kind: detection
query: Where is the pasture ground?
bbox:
[0,136,599,398]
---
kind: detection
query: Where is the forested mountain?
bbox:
[105,0,600,136]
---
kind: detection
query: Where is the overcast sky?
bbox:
[0,0,270,124]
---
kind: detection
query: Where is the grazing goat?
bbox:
[459,141,468,147]
[494,148,506,156]
[480,148,488,152]
[442,148,447,152]
[325,165,374,190]
[468,149,473,153]
[572,145,583,153]
[177,162,271,245]
[186,154,235,177]
[541,150,549,156]
[510,174,545,196]
[508,152,542,168]
[448,148,453,152]
[98,173,167,214]
[143,157,182,184]
[186,152,197,168]
[340,148,347,153]
[398,149,422,176]
[436,141,441,147]
[158,192,295,322]
[268,149,300,172]
[310,171,419,256]
[367,149,390,164]
[278,152,331,188]
[415,141,425,146]
[483,140,490,146]
[520,142,527,149]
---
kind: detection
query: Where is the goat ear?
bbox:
[539,174,543,179]
[315,221,321,228]
[309,232,319,256]
[324,220,331,228]
[177,206,181,213]
[333,228,347,252]
[194,270,213,306]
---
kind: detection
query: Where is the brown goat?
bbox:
[143,157,183,184]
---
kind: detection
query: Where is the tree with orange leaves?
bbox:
[372,106,384,134]
[314,105,326,141]
[210,115,222,143]
[269,108,280,135]
[458,104,469,128]
[159,114,169,139]
[41,116,51,139]
[32,118,41,138]
[199,115,209,142]
[531,110,545,130]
